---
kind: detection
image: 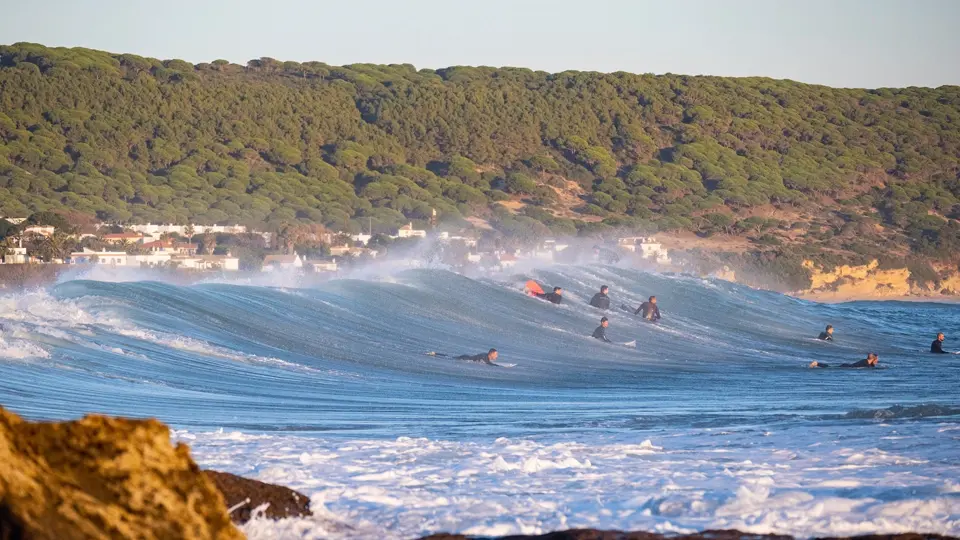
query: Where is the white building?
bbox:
[173,255,239,271]
[0,217,27,225]
[261,253,303,272]
[69,249,129,266]
[498,253,519,268]
[23,226,55,237]
[618,236,671,263]
[127,252,172,267]
[125,223,248,237]
[396,222,427,239]
[308,259,338,273]
[2,246,28,264]
[350,233,372,246]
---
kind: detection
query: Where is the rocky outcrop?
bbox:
[792,259,960,302]
[420,530,957,540]
[0,407,242,540]
[203,470,311,524]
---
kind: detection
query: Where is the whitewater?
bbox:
[0,263,958,539]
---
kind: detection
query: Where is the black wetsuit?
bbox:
[536,292,563,305]
[931,339,948,354]
[453,353,495,364]
[814,359,874,368]
[589,292,610,310]
[636,302,661,321]
[592,325,611,343]
[818,332,833,341]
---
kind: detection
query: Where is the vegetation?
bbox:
[1,42,959,275]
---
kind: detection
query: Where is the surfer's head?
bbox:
[938,332,945,341]
[600,285,609,294]
[488,348,498,361]
[600,317,609,328]
[867,353,879,366]
[649,296,657,304]
[553,287,563,295]
[826,325,834,335]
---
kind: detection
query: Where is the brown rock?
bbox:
[0,407,242,540]
[203,470,311,524]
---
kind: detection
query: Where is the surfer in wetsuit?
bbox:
[818,325,834,341]
[931,333,948,354]
[590,286,611,310]
[635,296,661,322]
[809,353,879,368]
[592,317,611,343]
[429,348,499,365]
[536,287,563,305]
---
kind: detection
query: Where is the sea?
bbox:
[0,262,958,538]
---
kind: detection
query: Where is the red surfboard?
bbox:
[524,280,544,296]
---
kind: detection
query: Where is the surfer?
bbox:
[818,325,834,341]
[592,317,611,343]
[634,296,661,322]
[809,353,879,368]
[589,286,611,310]
[536,286,564,305]
[428,348,499,365]
[931,333,948,354]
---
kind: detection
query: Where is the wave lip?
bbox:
[843,404,960,420]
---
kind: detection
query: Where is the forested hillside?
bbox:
[1,42,959,267]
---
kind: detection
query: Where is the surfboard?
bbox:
[621,340,636,348]
[492,362,516,368]
[524,280,544,296]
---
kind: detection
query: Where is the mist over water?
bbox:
[1,263,958,538]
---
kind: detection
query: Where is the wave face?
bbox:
[1,266,959,538]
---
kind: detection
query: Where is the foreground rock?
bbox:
[203,470,311,524]
[421,530,957,540]
[0,407,242,540]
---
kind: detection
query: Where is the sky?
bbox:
[2,0,958,89]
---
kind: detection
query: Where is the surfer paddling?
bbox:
[809,353,879,369]
[428,348,499,365]
[818,325,834,341]
[592,317,612,343]
[633,296,661,322]
[931,333,949,354]
[589,286,611,310]
[525,281,563,304]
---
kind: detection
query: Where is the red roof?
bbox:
[500,254,518,262]
[103,233,143,239]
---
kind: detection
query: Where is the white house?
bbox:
[69,249,129,266]
[618,236,670,263]
[308,259,338,273]
[498,253,519,269]
[396,222,426,239]
[177,255,239,271]
[2,246,28,264]
[350,233,372,246]
[261,253,303,272]
[101,232,145,245]
[466,253,483,263]
[0,217,27,225]
[23,225,55,237]
[127,252,172,267]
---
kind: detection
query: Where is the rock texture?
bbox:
[203,470,311,524]
[420,530,957,540]
[0,407,242,540]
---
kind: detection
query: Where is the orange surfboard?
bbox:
[524,280,544,296]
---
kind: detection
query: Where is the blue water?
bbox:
[1,266,958,538]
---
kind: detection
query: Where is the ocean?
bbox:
[0,263,958,538]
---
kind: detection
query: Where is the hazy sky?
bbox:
[2,0,958,88]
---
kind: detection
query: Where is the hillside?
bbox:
[1,43,959,281]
